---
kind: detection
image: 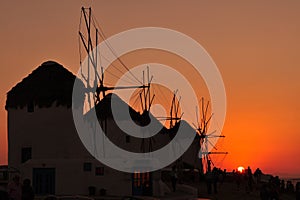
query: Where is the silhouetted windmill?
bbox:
[78,7,149,156]
[169,90,183,131]
[156,90,183,131]
[138,67,156,153]
[156,90,184,172]
[167,91,184,173]
[79,7,148,107]
[193,97,228,174]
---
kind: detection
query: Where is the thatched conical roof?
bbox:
[5,61,77,109]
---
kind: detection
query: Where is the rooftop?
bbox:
[5,61,77,109]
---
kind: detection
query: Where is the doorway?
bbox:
[32,168,55,195]
[132,172,152,196]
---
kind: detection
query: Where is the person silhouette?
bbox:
[296,182,300,200]
[0,185,9,200]
[212,167,219,194]
[245,166,253,193]
[22,179,34,200]
[7,175,22,200]
[171,166,178,192]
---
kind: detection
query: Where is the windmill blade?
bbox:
[142,70,147,109]
[201,97,205,123]
[144,70,153,111]
[156,116,181,120]
[204,100,210,122]
[207,129,225,137]
[142,69,145,85]
[205,113,214,127]
[207,130,217,136]
[179,112,184,119]
[192,123,198,130]
[208,135,225,138]
[175,96,181,119]
[146,65,152,84]
[173,89,179,117]
[207,139,218,151]
[139,92,144,111]
[208,134,225,139]
[94,31,99,90]
[149,76,153,86]
[147,65,150,83]
[79,9,101,84]
[147,76,153,108]
[101,66,104,85]
[80,66,88,82]
[209,152,228,155]
[78,31,95,66]
[195,106,200,129]
[170,94,175,117]
[174,89,178,96]
[144,87,149,108]
[149,94,155,109]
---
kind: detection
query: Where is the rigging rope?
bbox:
[79,8,142,87]
[100,55,141,85]
[90,14,143,85]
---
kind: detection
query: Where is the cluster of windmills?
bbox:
[78,7,227,174]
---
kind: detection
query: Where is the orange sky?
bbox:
[0,0,300,178]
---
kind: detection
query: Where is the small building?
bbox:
[5,61,200,197]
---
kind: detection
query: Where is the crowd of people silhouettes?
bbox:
[4,175,34,200]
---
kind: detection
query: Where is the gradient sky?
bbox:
[0,0,300,178]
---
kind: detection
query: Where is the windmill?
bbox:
[78,7,149,156]
[169,90,183,131]
[78,7,148,108]
[137,67,156,153]
[168,91,184,173]
[193,97,228,174]
[155,90,184,172]
[138,67,154,126]
[155,90,183,131]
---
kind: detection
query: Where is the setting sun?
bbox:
[237,166,245,173]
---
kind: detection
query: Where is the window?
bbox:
[27,101,34,112]
[21,147,32,163]
[95,167,104,176]
[0,167,8,181]
[126,135,130,143]
[83,162,92,171]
